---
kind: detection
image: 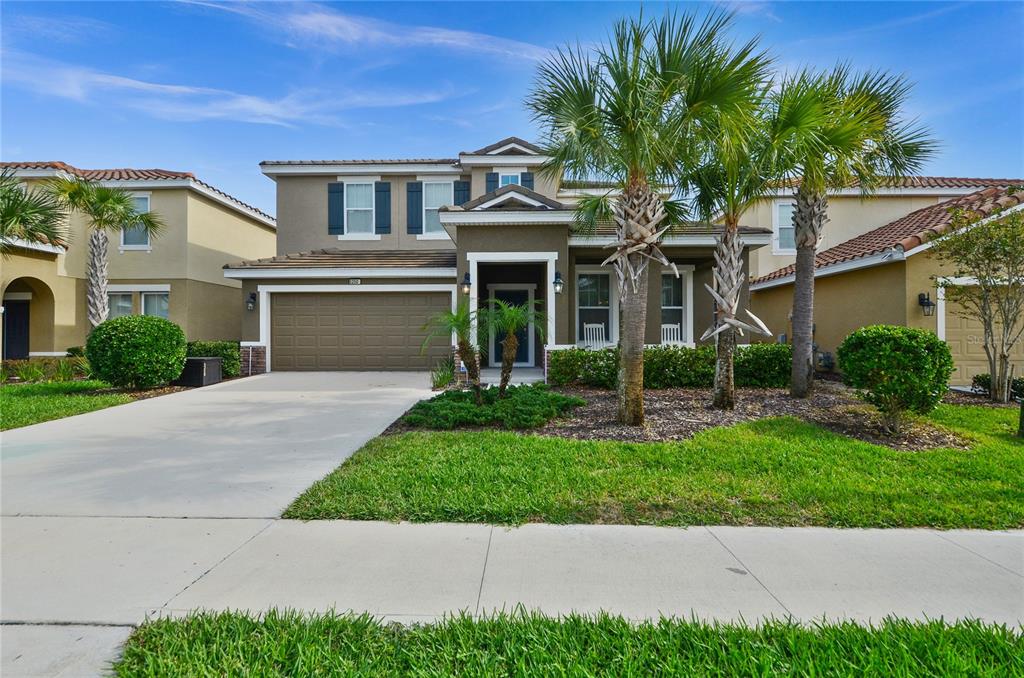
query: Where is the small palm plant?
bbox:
[0,169,68,254]
[478,300,547,398]
[49,178,165,327]
[422,299,483,404]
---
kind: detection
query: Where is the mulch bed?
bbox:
[538,381,971,451]
[943,389,1019,409]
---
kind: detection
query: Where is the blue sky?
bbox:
[3,1,1022,215]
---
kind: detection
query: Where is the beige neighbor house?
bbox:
[225,137,772,374]
[1,162,276,359]
[750,184,1024,386]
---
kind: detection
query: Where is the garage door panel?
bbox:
[271,291,450,371]
[945,289,1024,385]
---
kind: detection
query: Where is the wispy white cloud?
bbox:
[3,14,114,44]
[180,1,552,62]
[2,50,460,127]
[793,3,968,45]
[715,1,782,24]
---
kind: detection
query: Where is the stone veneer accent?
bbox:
[241,346,266,376]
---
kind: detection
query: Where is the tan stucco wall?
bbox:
[1,250,82,353]
[187,192,275,287]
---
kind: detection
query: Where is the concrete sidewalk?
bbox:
[3,519,1022,675]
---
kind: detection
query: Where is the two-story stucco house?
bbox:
[225,137,772,374]
[1,162,276,359]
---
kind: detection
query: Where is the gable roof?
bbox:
[465,137,543,156]
[0,161,275,228]
[751,184,1024,287]
[456,184,567,211]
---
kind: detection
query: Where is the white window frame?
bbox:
[660,266,695,346]
[575,265,618,346]
[487,283,537,367]
[119,192,152,252]
[107,292,134,319]
[499,172,520,187]
[340,181,377,240]
[420,180,454,240]
[141,291,169,319]
[772,199,797,255]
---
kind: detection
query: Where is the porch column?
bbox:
[546,256,556,345]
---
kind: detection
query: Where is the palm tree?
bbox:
[49,178,164,328]
[0,169,68,254]
[423,299,483,404]
[528,11,770,424]
[478,299,547,397]
[783,67,935,397]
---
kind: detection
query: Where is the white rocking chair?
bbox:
[582,323,608,349]
[661,323,683,345]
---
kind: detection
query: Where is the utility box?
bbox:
[174,357,222,387]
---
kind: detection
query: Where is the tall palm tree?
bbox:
[528,11,770,424]
[423,299,483,404]
[49,178,165,327]
[478,299,547,397]
[783,67,935,397]
[0,169,68,254]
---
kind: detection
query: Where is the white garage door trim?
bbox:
[252,284,458,372]
[935,276,977,341]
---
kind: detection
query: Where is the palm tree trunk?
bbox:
[618,258,648,424]
[499,331,518,398]
[790,187,828,398]
[713,327,736,409]
[711,226,741,410]
[86,229,109,328]
[456,339,482,405]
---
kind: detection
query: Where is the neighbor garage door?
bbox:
[271,292,451,370]
[944,289,1024,386]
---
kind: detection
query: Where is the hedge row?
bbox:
[186,341,241,378]
[547,343,792,389]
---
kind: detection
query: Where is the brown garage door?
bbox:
[271,292,451,371]
[944,289,1024,386]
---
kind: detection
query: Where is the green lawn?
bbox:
[114,611,1020,677]
[0,380,132,430]
[285,404,1023,529]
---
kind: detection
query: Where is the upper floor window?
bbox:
[121,195,151,249]
[345,183,374,234]
[773,200,796,254]
[423,181,453,234]
[499,173,520,187]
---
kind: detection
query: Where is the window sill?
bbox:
[771,247,796,256]
[416,232,451,241]
[119,245,152,253]
[337,234,381,241]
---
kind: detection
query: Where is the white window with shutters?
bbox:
[422,181,453,236]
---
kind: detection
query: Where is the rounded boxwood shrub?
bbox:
[837,325,954,432]
[86,315,187,389]
[735,343,792,388]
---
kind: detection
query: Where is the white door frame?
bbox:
[466,251,558,346]
[487,283,536,367]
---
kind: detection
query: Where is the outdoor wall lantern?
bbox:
[246,292,257,312]
[918,292,936,317]
[553,271,564,295]
[460,272,472,295]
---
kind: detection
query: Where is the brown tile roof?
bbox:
[774,176,1022,190]
[751,184,1024,286]
[259,158,459,166]
[225,249,457,270]
[465,137,542,155]
[456,184,567,211]
[0,161,275,224]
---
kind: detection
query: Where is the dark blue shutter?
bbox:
[374,181,391,234]
[328,182,344,234]
[407,181,423,234]
[485,172,498,193]
[454,180,470,206]
[520,172,534,190]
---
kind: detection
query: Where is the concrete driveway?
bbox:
[1,372,432,518]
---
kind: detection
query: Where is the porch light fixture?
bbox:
[460,272,472,295]
[553,271,564,295]
[246,292,257,312]
[918,292,936,317]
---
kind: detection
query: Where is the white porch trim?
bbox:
[570,234,772,248]
[107,283,171,293]
[466,251,558,347]
[441,210,576,226]
[935,276,979,341]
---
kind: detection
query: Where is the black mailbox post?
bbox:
[174,357,223,387]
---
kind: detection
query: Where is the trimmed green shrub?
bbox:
[66,346,85,357]
[86,315,186,389]
[972,373,1024,400]
[837,325,954,432]
[547,343,790,389]
[403,384,585,430]
[186,341,241,378]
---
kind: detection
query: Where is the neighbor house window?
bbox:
[121,195,151,248]
[107,293,133,319]
[499,173,520,187]
[577,272,611,344]
[142,292,169,319]
[774,201,796,253]
[661,275,685,343]
[423,182,453,234]
[344,183,374,234]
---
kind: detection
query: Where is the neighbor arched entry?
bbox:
[2,277,56,359]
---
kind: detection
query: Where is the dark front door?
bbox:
[490,288,531,366]
[3,300,30,360]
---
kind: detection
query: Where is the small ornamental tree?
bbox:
[478,299,547,398]
[930,197,1024,403]
[837,325,953,434]
[86,315,186,389]
[422,300,482,404]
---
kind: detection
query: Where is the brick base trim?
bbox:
[241,346,266,376]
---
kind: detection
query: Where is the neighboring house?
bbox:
[1,162,276,359]
[750,184,1024,386]
[738,177,1019,279]
[225,137,772,373]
